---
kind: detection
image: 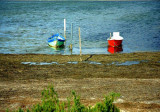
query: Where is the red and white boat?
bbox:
[107,32,123,47]
[108,45,123,54]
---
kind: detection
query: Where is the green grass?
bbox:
[7,85,120,112]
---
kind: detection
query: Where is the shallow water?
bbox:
[21,60,154,66]
[21,61,102,65]
[114,61,140,66]
[0,1,160,54]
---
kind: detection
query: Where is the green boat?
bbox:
[48,33,65,48]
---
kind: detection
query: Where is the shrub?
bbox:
[7,85,120,112]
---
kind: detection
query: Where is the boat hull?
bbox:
[108,45,123,54]
[48,33,65,48]
[108,40,122,47]
[48,40,64,48]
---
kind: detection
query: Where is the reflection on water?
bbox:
[49,46,64,51]
[49,46,65,54]
[107,45,123,54]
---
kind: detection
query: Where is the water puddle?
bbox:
[67,61,78,64]
[21,61,102,65]
[21,60,154,66]
[67,61,102,65]
[21,62,58,65]
[116,61,140,66]
[84,61,102,65]
[107,60,149,66]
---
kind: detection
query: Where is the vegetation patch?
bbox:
[7,85,120,112]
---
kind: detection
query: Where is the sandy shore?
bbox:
[0,52,160,111]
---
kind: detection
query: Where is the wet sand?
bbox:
[0,52,160,111]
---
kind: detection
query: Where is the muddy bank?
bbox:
[0,52,160,111]
[0,52,160,81]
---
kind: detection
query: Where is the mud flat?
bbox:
[0,52,160,111]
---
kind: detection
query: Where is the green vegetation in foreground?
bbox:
[7,85,120,112]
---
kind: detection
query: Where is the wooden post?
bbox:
[69,23,73,55]
[64,19,66,39]
[71,23,73,45]
[79,27,82,61]
[70,23,73,50]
